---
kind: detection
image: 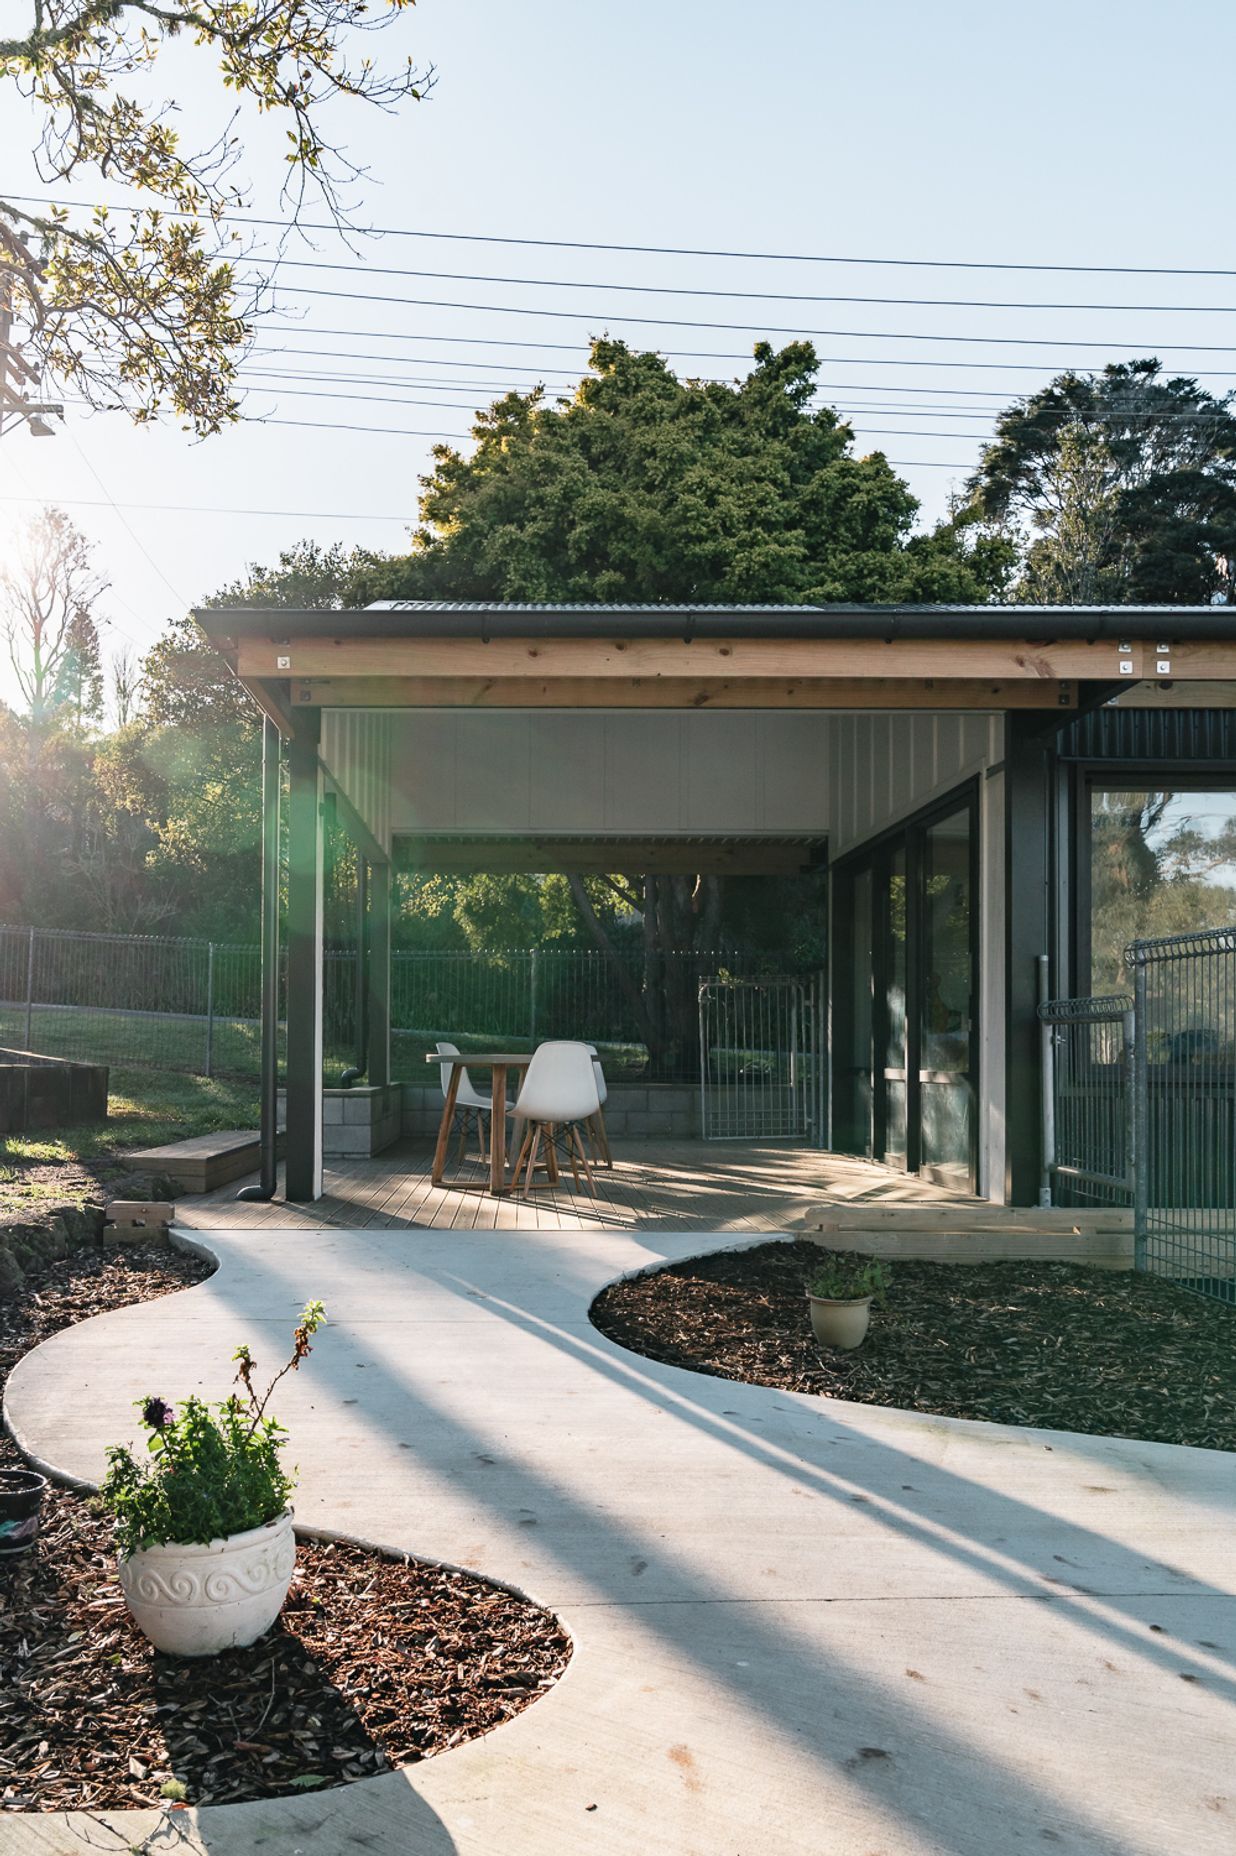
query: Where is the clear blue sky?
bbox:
[3,0,1236,706]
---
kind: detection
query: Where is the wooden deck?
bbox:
[175,1137,969,1234]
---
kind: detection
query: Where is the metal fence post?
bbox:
[204,941,215,1079]
[1131,958,1148,1273]
[529,947,539,1046]
[1037,953,1054,1207]
[23,926,35,1051]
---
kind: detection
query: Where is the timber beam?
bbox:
[234,634,1210,684]
[286,675,1079,712]
[395,836,826,875]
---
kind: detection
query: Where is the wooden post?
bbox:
[368,856,391,1090]
[285,708,324,1202]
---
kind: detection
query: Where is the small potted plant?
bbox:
[99,1301,326,1658]
[806,1257,890,1352]
[0,1467,48,1558]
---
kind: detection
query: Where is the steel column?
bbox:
[239,716,281,1202]
[1004,714,1056,1204]
[367,857,392,1090]
[285,708,324,1202]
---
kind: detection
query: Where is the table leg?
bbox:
[432,1064,463,1186]
[489,1065,508,1195]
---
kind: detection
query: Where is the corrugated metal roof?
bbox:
[369,600,1228,615]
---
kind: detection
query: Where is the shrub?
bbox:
[807,1257,891,1304]
[99,1301,326,1557]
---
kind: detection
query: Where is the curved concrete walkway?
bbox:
[5,1225,1236,1856]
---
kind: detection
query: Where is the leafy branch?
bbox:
[1,3,431,432]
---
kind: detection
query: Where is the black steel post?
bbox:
[285,708,324,1202]
[239,717,281,1201]
[1004,713,1056,1204]
[368,857,391,1090]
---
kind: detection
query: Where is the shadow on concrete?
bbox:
[182,1231,1236,1856]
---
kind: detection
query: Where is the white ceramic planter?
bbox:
[118,1510,296,1657]
[807,1293,873,1352]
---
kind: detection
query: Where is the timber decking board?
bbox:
[174,1139,965,1235]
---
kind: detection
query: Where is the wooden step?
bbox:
[130,1129,284,1194]
[802,1202,1133,1268]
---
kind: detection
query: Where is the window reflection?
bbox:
[1090,788,1236,993]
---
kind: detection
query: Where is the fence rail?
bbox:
[1127,925,1236,1306]
[0,926,787,1087]
[1037,985,1134,1210]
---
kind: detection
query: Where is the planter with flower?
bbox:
[99,1301,326,1658]
[806,1258,890,1352]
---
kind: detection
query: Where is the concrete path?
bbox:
[5,1224,1236,1856]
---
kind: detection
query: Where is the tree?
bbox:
[2,508,106,729]
[357,338,1001,1073]
[355,338,1011,606]
[1,3,429,433]
[965,359,1236,604]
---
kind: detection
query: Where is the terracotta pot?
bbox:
[118,1510,295,1657]
[0,1468,47,1558]
[807,1293,873,1352]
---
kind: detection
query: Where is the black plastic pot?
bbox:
[0,1468,47,1557]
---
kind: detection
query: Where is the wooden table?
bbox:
[426,1052,532,1195]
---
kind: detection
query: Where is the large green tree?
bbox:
[356,338,1010,606]
[357,339,975,1072]
[965,359,1236,604]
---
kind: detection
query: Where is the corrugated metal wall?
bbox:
[320,707,1004,852]
[321,711,394,854]
[827,712,1003,856]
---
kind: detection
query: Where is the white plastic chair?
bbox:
[511,1041,601,1196]
[435,1041,511,1164]
[583,1043,613,1168]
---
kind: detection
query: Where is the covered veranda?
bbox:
[192,599,1236,1214]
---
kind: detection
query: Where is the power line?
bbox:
[0,492,414,521]
[266,283,1236,354]
[12,194,1236,277]
[252,324,1236,376]
[238,253,1236,317]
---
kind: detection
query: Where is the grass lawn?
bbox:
[0,1067,260,1218]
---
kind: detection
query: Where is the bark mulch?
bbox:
[591,1239,1236,1452]
[1,1245,570,1813]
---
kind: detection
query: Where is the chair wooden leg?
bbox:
[571,1123,598,1197]
[565,1125,583,1192]
[521,1124,543,1196]
[594,1107,613,1168]
[512,1123,532,1184]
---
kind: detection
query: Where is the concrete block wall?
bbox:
[278,1084,403,1157]
[401,1082,701,1140]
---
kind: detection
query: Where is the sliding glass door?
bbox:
[832,788,979,1192]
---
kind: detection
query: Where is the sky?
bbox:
[4,0,1236,711]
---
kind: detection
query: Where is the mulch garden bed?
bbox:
[591,1239,1236,1452]
[1,1243,570,1813]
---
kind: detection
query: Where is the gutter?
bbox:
[193,604,1236,644]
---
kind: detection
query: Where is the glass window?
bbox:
[1090,787,1236,994]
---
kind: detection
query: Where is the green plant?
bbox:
[99,1302,326,1557]
[807,1258,892,1304]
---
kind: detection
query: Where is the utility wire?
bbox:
[11,194,1236,277]
[249,324,1236,375]
[265,283,1236,354]
[237,253,1236,317]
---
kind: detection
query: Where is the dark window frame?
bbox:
[831,777,981,1187]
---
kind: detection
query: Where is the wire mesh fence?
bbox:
[0,927,790,1087]
[1037,993,1134,1210]
[1128,926,1236,1306]
[698,974,825,1141]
